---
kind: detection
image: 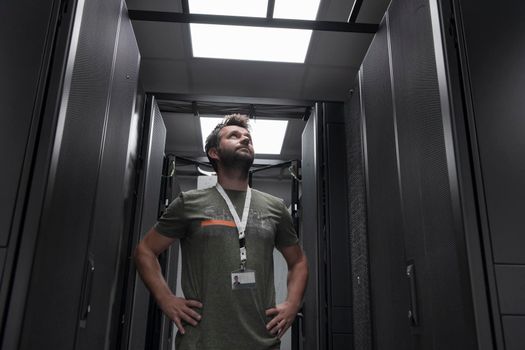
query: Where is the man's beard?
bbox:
[217,147,254,174]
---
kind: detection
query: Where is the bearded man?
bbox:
[134,114,308,350]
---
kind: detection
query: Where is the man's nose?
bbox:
[240,136,250,145]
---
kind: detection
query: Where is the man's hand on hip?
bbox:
[159,295,203,334]
[265,301,300,338]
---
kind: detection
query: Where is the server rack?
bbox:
[1,0,144,348]
[345,0,525,348]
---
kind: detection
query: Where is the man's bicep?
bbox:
[278,244,306,268]
[141,227,178,256]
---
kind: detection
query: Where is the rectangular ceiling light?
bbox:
[188,0,267,17]
[190,24,312,63]
[188,0,318,63]
[273,0,321,20]
[200,117,288,155]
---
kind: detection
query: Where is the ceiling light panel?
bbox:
[188,0,267,17]
[273,0,321,20]
[200,117,288,155]
[190,24,312,63]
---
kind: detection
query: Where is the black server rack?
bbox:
[301,103,353,350]
[321,103,353,349]
[359,14,411,349]
[447,0,525,348]
[125,94,167,350]
[345,0,488,348]
[345,77,372,350]
[344,0,525,348]
[1,0,143,348]
[301,105,325,350]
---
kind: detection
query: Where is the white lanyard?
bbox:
[216,184,252,270]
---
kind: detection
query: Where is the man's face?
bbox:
[215,125,254,169]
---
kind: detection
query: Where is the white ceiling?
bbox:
[125,0,391,163]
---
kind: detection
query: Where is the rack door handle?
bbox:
[79,255,95,328]
[406,262,418,326]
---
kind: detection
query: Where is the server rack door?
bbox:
[301,105,326,350]
[322,103,353,349]
[386,0,477,347]
[126,95,167,350]
[0,0,57,248]
[0,0,60,336]
[8,0,133,347]
[359,15,412,350]
[74,2,141,348]
[345,77,373,350]
[451,0,525,348]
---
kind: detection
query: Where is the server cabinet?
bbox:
[0,0,63,337]
[1,0,143,348]
[125,94,167,350]
[75,4,141,349]
[301,105,325,350]
[359,15,411,350]
[448,0,525,348]
[321,103,353,349]
[347,0,484,348]
[345,78,372,350]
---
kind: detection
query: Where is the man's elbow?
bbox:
[133,241,153,265]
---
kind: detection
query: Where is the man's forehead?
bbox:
[219,125,251,136]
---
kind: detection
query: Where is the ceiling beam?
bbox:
[266,0,275,18]
[128,10,378,33]
[181,0,189,14]
[347,0,364,23]
[152,92,316,107]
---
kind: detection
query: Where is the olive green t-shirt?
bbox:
[154,187,299,350]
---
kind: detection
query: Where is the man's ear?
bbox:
[208,147,219,161]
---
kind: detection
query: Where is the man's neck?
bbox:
[216,168,249,191]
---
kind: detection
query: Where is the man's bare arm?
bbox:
[265,244,308,338]
[134,228,202,334]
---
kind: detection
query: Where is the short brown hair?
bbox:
[205,114,251,172]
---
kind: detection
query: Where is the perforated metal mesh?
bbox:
[345,78,372,350]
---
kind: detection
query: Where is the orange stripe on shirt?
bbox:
[200,219,236,228]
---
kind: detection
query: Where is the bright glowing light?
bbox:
[190,24,311,63]
[273,0,321,20]
[188,0,267,17]
[200,117,288,155]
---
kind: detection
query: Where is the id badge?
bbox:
[231,269,256,290]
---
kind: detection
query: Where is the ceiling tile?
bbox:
[318,0,354,22]
[357,0,391,23]
[162,112,204,154]
[132,22,188,60]
[307,31,373,67]
[280,118,306,160]
[302,65,358,101]
[126,0,182,12]
[190,59,306,99]
[140,59,191,93]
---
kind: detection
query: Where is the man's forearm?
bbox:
[134,243,174,303]
[285,255,308,308]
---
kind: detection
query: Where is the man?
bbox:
[134,114,308,349]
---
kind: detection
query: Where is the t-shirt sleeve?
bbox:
[275,199,299,248]
[153,193,188,239]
